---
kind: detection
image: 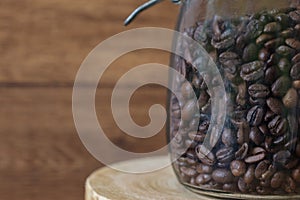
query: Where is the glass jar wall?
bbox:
[168,0,300,198]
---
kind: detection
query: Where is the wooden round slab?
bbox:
[85,156,217,200]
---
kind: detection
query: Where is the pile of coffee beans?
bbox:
[170,7,300,195]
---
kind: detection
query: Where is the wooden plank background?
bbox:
[0,0,179,199]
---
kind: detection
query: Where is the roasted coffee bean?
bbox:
[265,38,284,50]
[291,62,300,80]
[275,13,291,27]
[248,84,270,98]
[240,61,264,81]
[222,128,237,146]
[181,82,194,99]
[255,160,270,179]
[266,97,285,115]
[236,35,247,51]
[264,22,282,33]
[273,150,291,167]
[235,143,249,160]
[260,13,274,24]
[180,166,197,177]
[219,52,241,74]
[230,160,246,177]
[265,66,280,85]
[244,165,255,184]
[245,148,266,164]
[243,43,258,62]
[276,45,296,58]
[212,169,234,183]
[292,166,300,183]
[250,127,265,145]
[195,146,216,166]
[181,100,198,121]
[198,90,210,108]
[268,115,288,136]
[249,97,266,105]
[278,58,291,73]
[216,147,235,165]
[212,37,235,49]
[188,131,205,142]
[245,20,264,40]
[195,174,212,184]
[223,183,238,192]
[286,38,300,50]
[271,171,285,188]
[293,80,300,89]
[238,177,249,192]
[196,163,213,174]
[258,48,270,61]
[256,34,274,45]
[236,82,247,106]
[283,88,298,108]
[280,28,295,38]
[289,10,300,22]
[271,76,292,97]
[264,109,276,122]
[237,122,250,145]
[247,106,264,126]
[292,53,300,64]
[283,176,296,193]
[267,53,280,66]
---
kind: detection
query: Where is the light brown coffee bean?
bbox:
[282,88,298,108]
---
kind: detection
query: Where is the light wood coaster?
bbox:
[85,156,218,200]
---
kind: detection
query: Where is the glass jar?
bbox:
[168,0,300,198]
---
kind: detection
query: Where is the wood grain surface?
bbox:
[0,0,179,200]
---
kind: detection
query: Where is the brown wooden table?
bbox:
[0,0,179,199]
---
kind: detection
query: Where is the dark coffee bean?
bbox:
[182,100,198,121]
[296,142,300,157]
[266,97,285,115]
[280,28,295,38]
[250,127,265,145]
[245,20,264,40]
[236,82,247,106]
[265,66,280,85]
[235,143,249,160]
[188,131,205,142]
[244,165,255,184]
[212,37,235,49]
[293,80,300,89]
[237,122,250,145]
[195,174,212,184]
[271,76,292,97]
[238,177,249,192]
[230,160,246,177]
[260,13,274,24]
[236,35,247,51]
[245,149,266,164]
[284,156,298,169]
[185,139,197,148]
[264,22,282,33]
[264,110,276,122]
[267,53,280,66]
[216,147,235,164]
[289,10,300,22]
[276,45,296,58]
[273,150,291,166]
[259,124,270,135]
[256,34,274,45]
[292,53,300,64]
[248,84,270,98]
[286,38,300,50]
[249,97,266,105]
[219,52,241,74]
[222,128,237,146]
[265,38,284,50]
[196,163,213,174]
[240,61,264,81]
[223,183,238,192]
[212,169,234,183]
[283,88,298,108]
[195,146,216,166]
[268,116,288,136]
[292,166,300,183]
[198,90,209,108]
[243,43,258,62]
[271,171,285,188]
[180,166,197,177]
[275,13,291,27]
[255,160,270,179]
[283,176,296,193]
[278,58,291,73]
[291,62,300,80]
[247,106,264,126]
[258,48,270,61]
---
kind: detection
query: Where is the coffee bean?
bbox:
[293,80,300,89]
[264,22,282,33]
[289,10,300,22]
[276,45,296,58]
[222,128,237,146]
[291,62,300,80]
[195,146,216,166]
[250,127,264,145]
[283,176,296,193]
[248,84,270,98]
[265,66,280,85]
[244,165,255,184]
[258,48,270,61]
[260,13,274,24]
[237,122,250,145]
[268,115,288,136]
[271,76,292,97]
[267,53,280,66]
[280,28,295,38]
[240,61,264,81]
[212,169,234,183]
[265,38,284,50]
[188,131,205,142]
[282,88,298,108]
[198,90,209,108]
[238,177,249,192]
[216,147,235,165]
[245,148,266,164]
[292,166,300,183]
[275,13,291,27]
[181,82,194,99]
[255,160,270,179]
[247,106,264,126]
[195,174,212,184]
[271,171,286,188]
[267,97,285,115]
[278,58,291,73]
[196,163,213,174]
[235,143,249,160]
[243,43,258,62]
[180,166,197,177]
[230,160,246,177]
[245,20,264,40]
[181,100,198,121]
[236,82,247,106]
[286,38,300,50]
[273,150,291,166]
[256,34,274,45]
[259,124,270,135]
[223,183,238,192]
[264,109,276,122]
[292,53,300,64]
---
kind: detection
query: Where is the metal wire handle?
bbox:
[124,0,181,26]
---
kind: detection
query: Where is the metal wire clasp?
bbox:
[124,0,181,26]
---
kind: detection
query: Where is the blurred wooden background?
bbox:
[0,0,178,199]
